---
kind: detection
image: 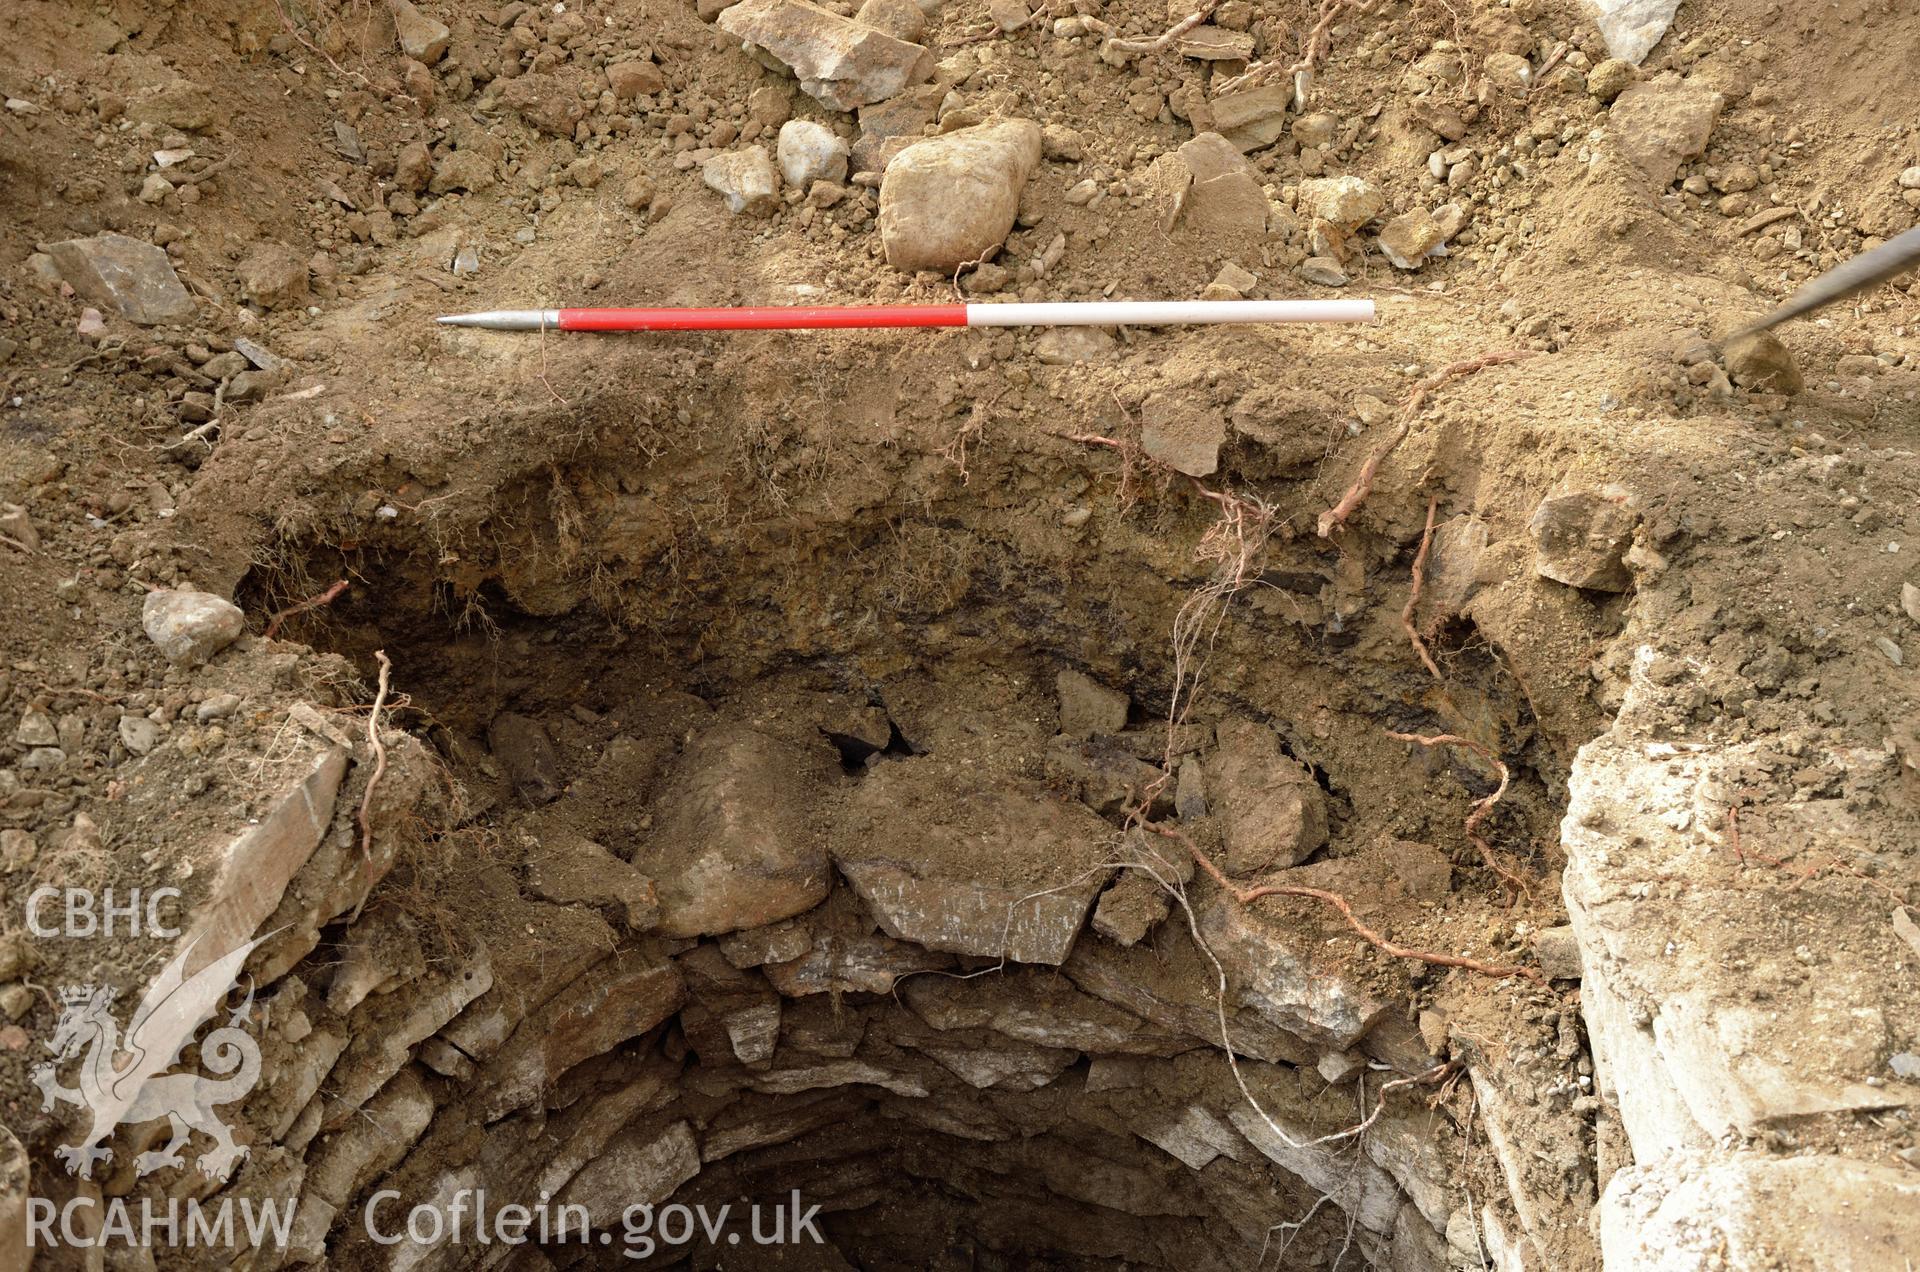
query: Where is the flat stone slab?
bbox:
[833,761,1115,964]
[48,233,196,325]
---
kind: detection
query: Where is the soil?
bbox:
[1,0,1918,1268]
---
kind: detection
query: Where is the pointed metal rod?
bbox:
[436,299,1376,333]
[1731,223,1920,338]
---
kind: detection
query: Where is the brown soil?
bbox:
[2,0,1918,1268]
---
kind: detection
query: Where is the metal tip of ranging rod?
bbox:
[435,309,562,330]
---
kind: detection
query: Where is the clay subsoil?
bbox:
[1,0,1919,1268]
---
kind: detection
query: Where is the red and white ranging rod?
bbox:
[436,299,1375,332]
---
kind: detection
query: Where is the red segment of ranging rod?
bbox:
[561,305,968,331]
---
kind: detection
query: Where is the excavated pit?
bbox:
[224,367,1576,1271]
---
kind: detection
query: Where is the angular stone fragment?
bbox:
[1043,736,1169,817]
[1056,668,1129,737]
[833,762,1114,964]
[718,919,813,968]
[718,0,935,111]
[762,930,950,995]
[878,119,1042,272]
[1148,132,1270,248]
[856,0,927,42]
[525,830,659,930]
[391,0,451,62]
[1378,208,1443,269]
[1608,77,1724,188]
[1721,328,1802,394]
[238,242,310,311]
[1299,175,1385,230]
[142,589,246,665]
[1600,1153,1920,1271]
[1196,891,1393,1049]
[677,945,782,1064]
[702,146,781,216]
[323,950,491,1125]
[1208,719,1328,874]
[640,723,834,937]
[1529,491,1639,592]
[303,1067,435,1207]
[1092,829,1194,946]
[1139,392,1227,477]
[1209,85,1291,151]
[48,234,195,325]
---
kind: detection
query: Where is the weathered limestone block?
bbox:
[474,947,686,1120]
[641,723,835,937]
[717,0,934,110]
[1600,1153,1920,1271]
[834,763,1114,964]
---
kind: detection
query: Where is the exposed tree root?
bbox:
[348,649,394,925]
[1401,494,1443,681]
[1145,822,1543,983]
[1106,0,1218,55]
[1214,0,1368,96]
[1384,731,1532,899]
[1317,350,1536,539]
[263,578,349,640]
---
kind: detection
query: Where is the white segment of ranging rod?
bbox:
[964,300,1376,326]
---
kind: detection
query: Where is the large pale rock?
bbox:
[1566,650,1920,1163]
[879,119,1042,273]
[1582,0,1679,65]
[48,234,195,325]
[1529,491,1638,592]
[1608,76,1724,188]
[776,119,850,187]
[833,760,1114,963]
[1600,1153,1920,1271]
[702,146,781,216]
[143,589,246,665]
[640,723,834,937]
[1208,718,1328,873]
[1147,132,1270,248]
[718,0,934,111]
